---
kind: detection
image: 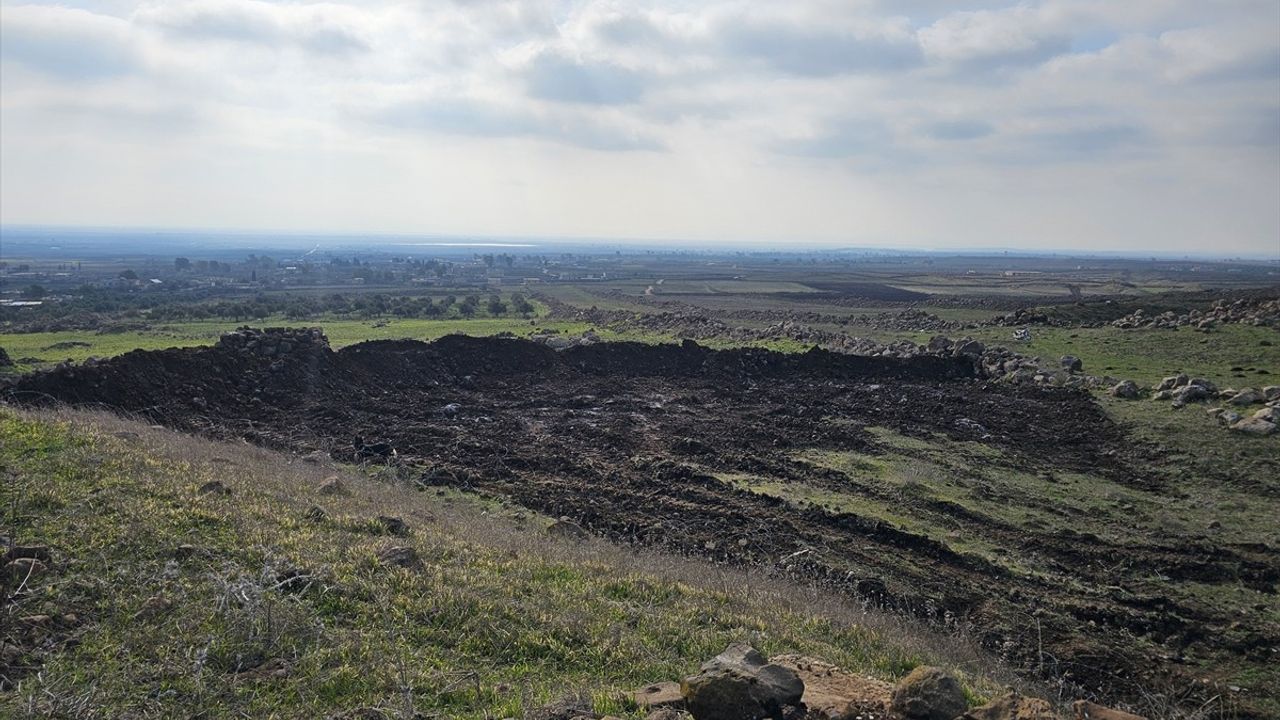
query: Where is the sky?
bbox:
[1,1,1278,255]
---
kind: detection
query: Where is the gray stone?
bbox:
[889,666,968,720]
[1228,388,1264,406]
[1109,380,1140,399]
[1060,355,1083,372]
[1230,418,1277,436]
[681,644,804,720]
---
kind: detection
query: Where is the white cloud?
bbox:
[0,0,1277,254]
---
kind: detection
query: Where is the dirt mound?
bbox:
[3,330,1272,715]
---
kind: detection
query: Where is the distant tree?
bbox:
[119,269,138,280]
[486,294,507,316]
[22,284,47,299]
[510,293,534,315]
[174,257,191,271]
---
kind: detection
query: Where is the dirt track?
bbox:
[5,332,1277,714]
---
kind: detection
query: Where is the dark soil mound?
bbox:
[4,329,1272,715]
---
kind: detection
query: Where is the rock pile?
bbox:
[1110,298,1280,331]
[1152,375,1279,436]
[625,644,1150,720]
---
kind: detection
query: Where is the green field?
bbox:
[926,324,1280,388]
[0,317,595,370]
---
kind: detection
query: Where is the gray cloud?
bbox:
[375,98,662,152]
[1029,124,1150,158]
[524,53,648,105]
[719,19,922,76]
[136,1,369,56]
[925,119,995,140]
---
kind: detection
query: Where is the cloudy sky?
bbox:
[1,1,1278,254]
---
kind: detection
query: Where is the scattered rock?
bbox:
[1155,374,1188,392]
[681,643,804,720]
[961,692,1062,719]
[1229,418,1277,436]
[889,666,968,720]
[772,654,892,719]
[318,476,347,495]
[301,450,330,464]
[376,545,420,570]
[1227,388,1264,406]
[1108,380,1139,399]
[0,346,11,367]
[1252,406,1279,423]
[198,480,232,496]
[376,515,410,537]
[304,505,327,522]
[634,682,685,711]
[0,641,21,665]
[3,558,47,587]
[1071,700,1147,720]
[1060,355,1082,372]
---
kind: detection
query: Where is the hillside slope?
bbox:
[0,407,1018,719]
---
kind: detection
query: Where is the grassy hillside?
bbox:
[0,408,1014,719]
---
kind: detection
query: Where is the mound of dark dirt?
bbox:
[3,330,1275,716]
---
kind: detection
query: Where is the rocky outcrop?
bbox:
[681,644,804,720]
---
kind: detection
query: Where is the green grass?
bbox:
[0,408,1012,719]
[0,316,595,370]
[893,324,1279,389]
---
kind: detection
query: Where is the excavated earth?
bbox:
[4,332,1277,715]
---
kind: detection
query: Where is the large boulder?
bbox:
[1060,355,1083,373]
[771,654,892,719]
[889,666,968,720]
[961,693,1062,719]
[1172,384,1212,404]
[681,644,804,720]
[1154,374,1188,392]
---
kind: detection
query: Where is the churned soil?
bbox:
[4,333,1276,715]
